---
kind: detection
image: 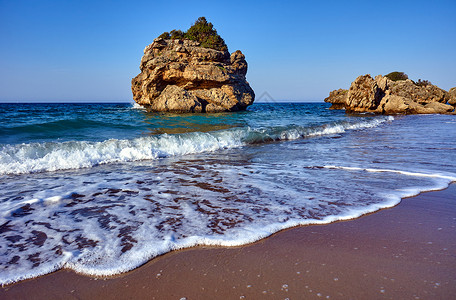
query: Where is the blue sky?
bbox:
[0,0,455,102]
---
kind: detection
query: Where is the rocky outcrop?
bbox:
[325,74,455,114]
[131,38,255,113]
[345,75,387,113]
[449,87,456,106]
[324,89,347,110]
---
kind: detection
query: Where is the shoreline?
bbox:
[2,184,455,299]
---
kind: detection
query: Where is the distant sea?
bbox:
[1,102,455,285]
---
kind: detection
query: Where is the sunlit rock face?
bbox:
[325,74,455,114]
[131,39,255,113]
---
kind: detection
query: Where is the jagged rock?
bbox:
[448,87,456,106]
[375,75,388,91]
[377,95,431,114]
[376,95,411,114]
[325,74,455,114]
[324,89,347,109]
[151,85,202,113]
[131,38,255,113]
[423,102,455,114]
[345,75,385,113]
[389,79,448,104]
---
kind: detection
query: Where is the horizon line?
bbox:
[0,100,326,104]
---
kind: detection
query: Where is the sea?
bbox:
[0,102,455,285]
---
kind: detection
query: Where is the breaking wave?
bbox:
[0,117,393,175]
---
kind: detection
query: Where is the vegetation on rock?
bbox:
[415,79,432,87]
[158,32,170,39]
[157,17,228,51]
[385,71,433,87]
[385,71,409,81]
[132,25,254,113]
[170,29,185,40]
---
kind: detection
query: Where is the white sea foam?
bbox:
[1,153,454,285]
[0,117,393,175]
[0,131,243,175]
[131,102,146,110]
[4,113,456,286]
[323,165,456,182]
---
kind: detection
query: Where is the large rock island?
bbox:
[325,72,456,114]
[131,17,255,113]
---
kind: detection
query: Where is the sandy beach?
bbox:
[1,184,455,299]
[2,1,455,299]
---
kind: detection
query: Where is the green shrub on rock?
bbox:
[156,17,228,52]
[385,71,409,81]
[170,29,184,40]
[158,32,170,39]
[184,17,228,51]
[415,79,432,87]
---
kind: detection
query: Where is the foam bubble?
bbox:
[44,196,62,204]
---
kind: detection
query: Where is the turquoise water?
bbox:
[0,102,455,284]
[0,102,348,144]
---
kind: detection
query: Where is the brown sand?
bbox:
[1,185,455,299]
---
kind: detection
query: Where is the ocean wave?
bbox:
[0,116,393,175]
[131,102,146,110]
[0,118,108,133]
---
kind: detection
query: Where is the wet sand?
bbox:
[1,184,455,299]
